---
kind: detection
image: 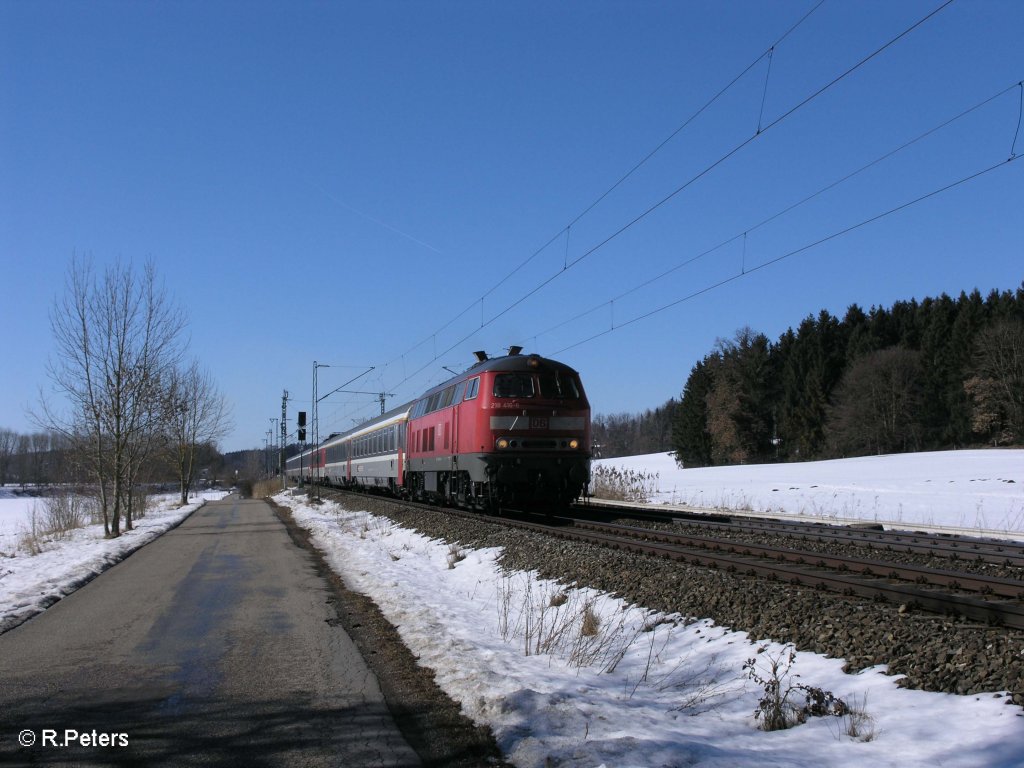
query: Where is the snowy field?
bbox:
[0,489,227,633]
[595,449,1024,537]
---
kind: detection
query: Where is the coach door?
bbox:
[450,380,467,462]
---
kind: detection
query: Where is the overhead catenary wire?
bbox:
[528,80,1021,345]
[381,0,830,374]
[551,154,1021,356]
[1011,81,1023,159]
[316,0,968,432]
[383,0,958,392]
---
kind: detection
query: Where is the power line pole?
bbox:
[281,390,288,491]
[313,361,331,496]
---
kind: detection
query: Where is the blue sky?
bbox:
[2,0,1021,453]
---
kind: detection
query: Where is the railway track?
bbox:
[574,500,1024,567]
[309,487,1024,629]
[556,516,1024,630]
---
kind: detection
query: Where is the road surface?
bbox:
[0,495,422,766]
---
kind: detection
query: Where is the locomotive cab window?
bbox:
[493,373,534,399]
[538,371,581,400]
[464,377,480,400]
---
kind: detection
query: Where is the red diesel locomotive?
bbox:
[284,349,591,509]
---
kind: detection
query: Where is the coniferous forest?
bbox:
[592,285,1024,464]
[669,285,1024,466]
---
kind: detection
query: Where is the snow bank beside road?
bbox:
[277,490,1024,768]
[0,491,227,634]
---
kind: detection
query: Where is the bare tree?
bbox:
[828,347,923,456]
[14,433,31,487]
[26,432,56,486]
[165,360,232,505]
[964,319,1024,445]
[0,429,16,486]
[40,256,185,537]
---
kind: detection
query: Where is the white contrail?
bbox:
[314,183,443,254]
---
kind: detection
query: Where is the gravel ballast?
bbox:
[336,493,1024,709]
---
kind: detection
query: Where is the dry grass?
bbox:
[589,465,660,502]
[252,478,284,498]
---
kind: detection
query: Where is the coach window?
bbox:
[440,386,455,409]
[464,377,479,400]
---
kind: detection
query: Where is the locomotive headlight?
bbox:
[497,438,510,449]
[569,439,579,449]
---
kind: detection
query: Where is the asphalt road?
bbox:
[0,495,422,767]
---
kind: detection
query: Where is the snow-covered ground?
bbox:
[596,449,1023,538]
[274,460,1024,768]
[2,450,1023,766]
[0,489,227,633]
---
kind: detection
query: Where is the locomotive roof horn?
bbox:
[473,350,488,362]
[507,345,523,356]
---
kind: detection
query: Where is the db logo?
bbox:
[530,417,549,430]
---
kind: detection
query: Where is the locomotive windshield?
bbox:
[493,373,535,398]
[492,371,583,400]
[537,371,581,400]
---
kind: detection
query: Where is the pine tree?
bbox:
[672,358,714,467]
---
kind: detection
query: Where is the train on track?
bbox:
[284,348,591,510]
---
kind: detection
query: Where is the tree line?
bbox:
[590,402,678,459]
[15,257,232,537]
[672,285,1024,466]
[0,430,65,487]
[0,428,228,493]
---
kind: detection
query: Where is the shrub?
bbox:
[252,478,282,498]
[589,465,659,502]
[40,489,88,535]
[744,644,852,731]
